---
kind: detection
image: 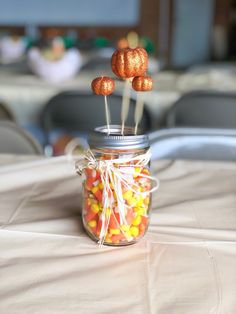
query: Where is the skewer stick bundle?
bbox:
[121,78,131,135]
[111,47,148,134]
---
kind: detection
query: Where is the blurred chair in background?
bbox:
[0,100,15,121]
[150,127,236,161]
[0,121,43,155]
[166,91,236,129]
[81,47,114,72]
[187,63,236,74]
[41,91,151,153]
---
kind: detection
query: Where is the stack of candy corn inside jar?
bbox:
[77,45,157,246]
[83,156,152,245]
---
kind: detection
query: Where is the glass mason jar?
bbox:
[82,125,152,246]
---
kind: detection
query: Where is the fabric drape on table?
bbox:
[0,156,236,314]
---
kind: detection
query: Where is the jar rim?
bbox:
[88,125,150,150]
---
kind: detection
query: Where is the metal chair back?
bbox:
[41,91,151,145]
[0,121,43,155]
[0,100,15,121]
[167,91,236,129]
[150,127,236,161]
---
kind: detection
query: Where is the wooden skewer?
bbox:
[121,79,131,135]
[104,95,111,135]
[134,92,144,135]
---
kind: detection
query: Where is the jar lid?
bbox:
[88,125,150,150]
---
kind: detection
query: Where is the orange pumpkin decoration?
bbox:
[91,76,115,96]
[111,47,148,79]
[132,76,153,92]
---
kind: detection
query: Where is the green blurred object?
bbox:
[140,37,155,54]
[24,36,35,49]
[94,37,109,48]
[63,36,76,49]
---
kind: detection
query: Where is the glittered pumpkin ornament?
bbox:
[111,47,148,79]
[111,47,148,135]
[91,76,115,134]
[132,76,153,134]
[132,75,153,92]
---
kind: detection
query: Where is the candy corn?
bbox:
[83,161,151,245]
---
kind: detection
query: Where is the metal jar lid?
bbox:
[88,125,150,150]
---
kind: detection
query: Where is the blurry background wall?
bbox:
[0,0,140,26]
[0,0,234,67]
[170,0,214,67]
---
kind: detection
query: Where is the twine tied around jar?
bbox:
[75,149,159,245]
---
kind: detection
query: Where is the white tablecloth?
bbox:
[0,155,236,314]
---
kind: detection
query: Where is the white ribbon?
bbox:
[75,149,159,245]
